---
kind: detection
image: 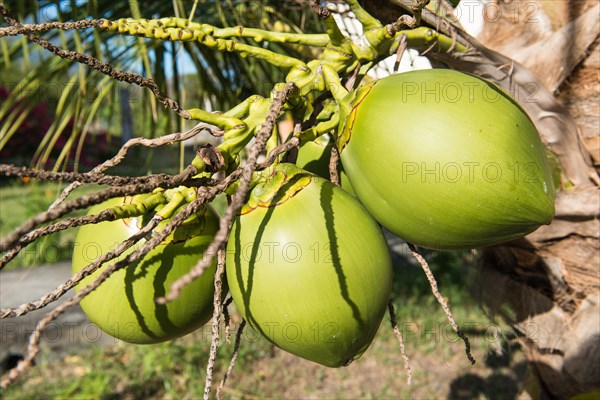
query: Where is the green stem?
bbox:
[155,190,185,219]
[320,64,350,104]
[320,11,347,47]
[345,0,382,31]
[101,19,306,70]
[366,25,468,58]
[295,113,340,144]
[223,95,263,119]
[403,26,469,53]
[187,108,245,130]
[191,157,208,173]
[111,192,167,219]
[125,16,330,46]
[211,26,329,47]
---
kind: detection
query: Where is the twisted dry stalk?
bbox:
[0,210,115,270]
[0,215,162,389]
[407,243,475,365]
[217,319,247,400]
[0,175,233,388]
[0,213,157,319]
[388,301,413,385]
[49,122,221,210]
[0,164,199,253]
[0,19,104,36]
[222,296,234,343]
[0,164,189,186]
[203,249,227,400]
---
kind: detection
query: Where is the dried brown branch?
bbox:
[260,136,301,169]
[0,216,161,319]
[387,301,413,385]
[329,145,340,185]
[0,19,103,36]
[49,123,218,209]
[0,164,183,186]
[158,82,297,304]
[408,243,475,365]
[217,319,247,400]
[0,164,199,253]
[387,14,418,34]
[0,5,189,119]
[222,296,234,343]
[0,213,174,388]
[203,250,227,400]
[1,178,232,388]
[0,210,114,270]
[393,34,408,72]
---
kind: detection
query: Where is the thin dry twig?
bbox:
[408,243,475,364]
[388,301,413,385]
[0,19,103,36]
[0,164,184,186]
[386,0,432,37]
[0,212,176,388]
[261,136,300,169]
[158,82,297,305]
[0,164,199,253]
[48,123,220,210]
[0,216,161,319]
[0,210,114,269]
[203,249,227,400]
[222,296,234,343]
[393,34,408,73]
[329,145,340,185]
[217,319,247,400]
[0,178,234,388]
